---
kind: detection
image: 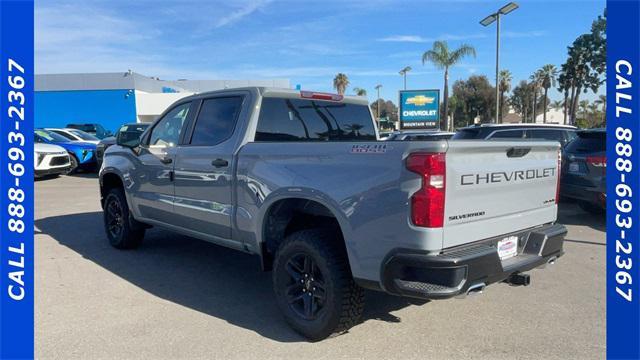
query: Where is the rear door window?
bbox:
[255,98,376,142]
[190,96,244,146]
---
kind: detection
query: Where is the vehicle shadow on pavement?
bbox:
[557,202,605,232]
[35,211,426,342]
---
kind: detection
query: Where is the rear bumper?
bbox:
[561,181,605,206]
[381,223,567,299]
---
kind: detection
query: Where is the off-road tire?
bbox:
[103,187,145,249]
[273,229,364,341]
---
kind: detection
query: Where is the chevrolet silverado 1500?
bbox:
[99,87,566,340]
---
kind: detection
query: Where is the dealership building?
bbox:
[35,72,290,132]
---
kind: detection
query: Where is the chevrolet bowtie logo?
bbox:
[405,95,435,106]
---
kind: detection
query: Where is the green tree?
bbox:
[538,64,558,123]
[451,75,496,126]
[422,41,476,131]
[333,73,349,95]
[370,99,398,124]
[510,80,535,122]
[498,70,512,123]
[557,9,606,125]
[529,70,543,122]
[353,87,367,96]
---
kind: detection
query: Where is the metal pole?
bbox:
[495,12,500,123]
[403,73,407,90]
[377,88,380,119]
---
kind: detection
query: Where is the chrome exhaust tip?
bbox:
[467,283,486,296]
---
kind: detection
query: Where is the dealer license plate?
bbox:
[497,236,518,260]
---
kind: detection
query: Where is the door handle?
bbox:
[211,158,228,168]
[160,157,173,164]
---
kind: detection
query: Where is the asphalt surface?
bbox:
[35,174,605,359]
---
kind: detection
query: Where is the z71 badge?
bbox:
[351,144,388,154]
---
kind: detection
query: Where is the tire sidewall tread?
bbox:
[272,228,364,341]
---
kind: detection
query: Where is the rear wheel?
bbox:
[273,229,364,341]
[103,188,145,249]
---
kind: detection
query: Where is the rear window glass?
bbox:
[527,129,567,144]
[490,130,525,139]
[255,98,376,142]
[565,131,606,153]
[452,128,482,139]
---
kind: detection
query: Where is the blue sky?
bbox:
[35,0,606,103]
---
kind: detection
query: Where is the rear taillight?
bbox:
[406,153,446,228]
[556,149,561,204]
[300,91,343,101]
[586,155,606,167]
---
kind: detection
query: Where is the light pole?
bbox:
[480,2,519,123]
[374,84,382,120]
[399,66,411,90]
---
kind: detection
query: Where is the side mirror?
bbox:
[116,131,141,148]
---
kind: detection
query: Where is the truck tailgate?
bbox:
[443,140,560,248]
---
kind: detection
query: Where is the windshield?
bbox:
[68,124,95,132]
[35,129,71,143]
[69,129,99,141]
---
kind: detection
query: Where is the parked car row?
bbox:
[34,122,150,178]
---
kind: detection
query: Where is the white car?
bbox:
[45,128,100,145]
[35,143,72,178]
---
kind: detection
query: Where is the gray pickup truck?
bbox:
[99,87,567,340]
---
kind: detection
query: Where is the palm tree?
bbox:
[551,100,563,112]
[422,41,476,131]
[498,70,512,123]
[579,100,590,121]
[353,87,367,96]
[399,66,412,90]
[594,94,606,124]
[333,73,349,95]
[374,84,382,120]
[588,102,601,127]
[538,64,558,123]
[595,94,606,113]
[530,70,543,122]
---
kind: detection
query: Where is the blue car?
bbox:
[35,129,97,172]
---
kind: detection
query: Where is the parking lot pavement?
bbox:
[35,175,605,360]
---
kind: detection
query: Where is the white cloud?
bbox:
[214,0,272,28]
[378,31,546,43]
[502,30,547,38]
[378,35,429,43]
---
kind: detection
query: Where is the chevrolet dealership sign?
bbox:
[399,89,440,129]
